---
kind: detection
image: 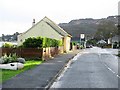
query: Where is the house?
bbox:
[2,32,19,42]
[18,16,72,52]
[107,35,120,44]
[111,35,120,43]
[97,40,107,44]
[111,35,120,48]
[107,35,120,48]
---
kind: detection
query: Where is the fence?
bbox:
[0,48,43,59]
[0,46,64,60]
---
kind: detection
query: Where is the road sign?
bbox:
[80,34,85,39]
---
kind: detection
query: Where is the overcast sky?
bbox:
[0,0,119,36]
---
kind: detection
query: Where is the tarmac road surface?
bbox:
[51,47,119,88]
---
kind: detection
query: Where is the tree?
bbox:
[86,39,97,46]
[94,20,118,41]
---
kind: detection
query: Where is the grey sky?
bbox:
[0,0,119,36]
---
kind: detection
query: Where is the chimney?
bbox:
[32,19,35,26]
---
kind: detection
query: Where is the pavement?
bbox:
[2,50,79,89]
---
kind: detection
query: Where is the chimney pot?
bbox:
[32,19,35,26]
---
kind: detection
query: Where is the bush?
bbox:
[58,40,63,46]
[1,53,18,64]
[22,37,63,48]
[51,39,58,47]
[23,37,43,48]
[72,42,77,46]
[1,53,10,64]
[11,53,17,62]
[2,43,14,48]
[0,58,4,64]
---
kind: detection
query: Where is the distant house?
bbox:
[111,35,120,43]
[18,17,72,52]
[2,32,19,42]
[107,35,120,48]
[108,35,120,44]
[97,40,107,44]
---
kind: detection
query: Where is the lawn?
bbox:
[0,60,43,83]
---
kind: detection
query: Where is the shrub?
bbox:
[58,40,63,46]
[72,42,77,46]
[0,58,4,64]
[1,53,18,64]
[51,39,58,47]
[42,37,51,47]
[22,37,63,48]
[1,53,10,64]
[42,38,62,47]
[11,53,17,62]
[23,37,43,48]
[2,43,14,48]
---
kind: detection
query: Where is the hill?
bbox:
[59,16,118,41]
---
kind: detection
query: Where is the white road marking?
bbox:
[103,62,119,78]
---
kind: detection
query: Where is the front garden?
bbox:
[0,50,43,83]
[1,60,43,83]
[0,36,64,83]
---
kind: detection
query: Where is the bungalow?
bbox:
[18,16,72,52]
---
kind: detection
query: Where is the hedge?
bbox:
[23,37,43,48]
[22,37,63,48]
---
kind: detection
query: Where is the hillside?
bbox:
[59,16,118,41]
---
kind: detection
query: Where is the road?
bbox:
[51,47,119,88]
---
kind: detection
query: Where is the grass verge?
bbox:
[0,60,43,83]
